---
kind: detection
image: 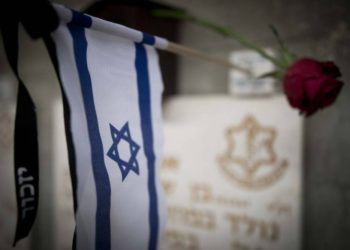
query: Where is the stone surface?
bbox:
[160,95,303,250]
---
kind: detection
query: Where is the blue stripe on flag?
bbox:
[135,35,159,250]
[142,33,156,45]
[68,10,111,250]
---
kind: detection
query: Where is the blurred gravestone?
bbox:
[159,95,302,250]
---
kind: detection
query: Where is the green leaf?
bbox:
[258,70,280,79]
[269,25,296,66]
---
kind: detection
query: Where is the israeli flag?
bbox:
[45,5,166,250]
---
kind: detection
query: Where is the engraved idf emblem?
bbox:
[218,115,288,189]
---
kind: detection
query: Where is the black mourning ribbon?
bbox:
[0,0,58,246]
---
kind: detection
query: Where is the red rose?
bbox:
[283,58,344,116]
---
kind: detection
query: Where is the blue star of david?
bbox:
[107,122,140,181]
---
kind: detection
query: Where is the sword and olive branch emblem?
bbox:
[218,115,288,189]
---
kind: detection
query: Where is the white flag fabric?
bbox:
[46,5,166,250]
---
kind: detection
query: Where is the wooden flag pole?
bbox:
[166,41,252,76]
[53,4,251,75]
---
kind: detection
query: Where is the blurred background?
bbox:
[1,0,350,250]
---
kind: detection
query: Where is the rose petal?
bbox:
[303,76,327,101]
[287,58,323,78]
[321,61,341,78]
[283,75,305,108]
[317,79,344,108]
[283,58,343,116]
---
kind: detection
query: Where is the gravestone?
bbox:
[159,95,302,250]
